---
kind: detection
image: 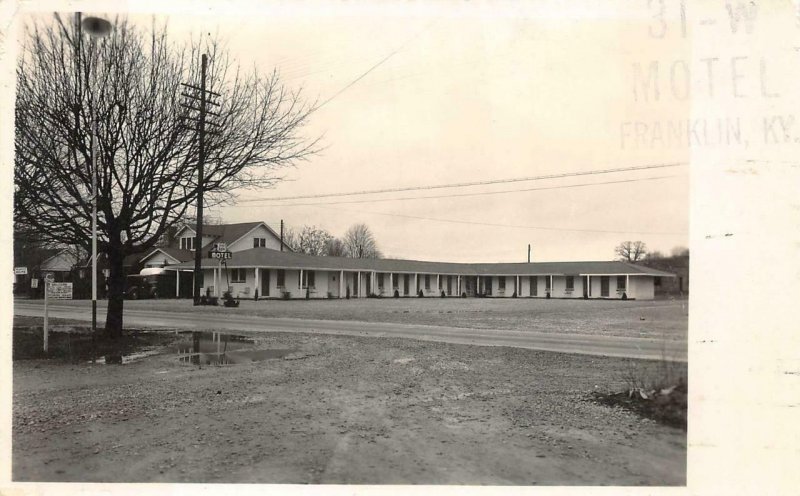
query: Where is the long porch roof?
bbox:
[170,248,676,277]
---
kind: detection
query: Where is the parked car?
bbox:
[125,268,176,299]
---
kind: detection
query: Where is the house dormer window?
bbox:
[180,237,195,251]
[253,237,266,248]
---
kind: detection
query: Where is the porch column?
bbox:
[254,267,260,297]
[516,275,520,296]
[587,275,591,297]
[436,274,440,293]
[457,275,461,296]
[626,274,630,298]
[299,269,303,291]
[176,270,180,297]
[357,271,360,297]
[549,275,553,295]
[390,273,393,295]
[340,270,344,298]
[414,273,418,294]
[213,267,217,296]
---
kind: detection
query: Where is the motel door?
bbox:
[464,277,476,296]
[583,276,589,298]
[404,274,409,295]
[600,276,610,297]
[261,270,270,297]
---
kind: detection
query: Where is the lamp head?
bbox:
[82,16,112,38]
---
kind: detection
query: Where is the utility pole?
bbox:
[280,219,284,251]
[528,244,531,263]
[182,54,221,305]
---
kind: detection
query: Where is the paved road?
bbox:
[14,301,686,362]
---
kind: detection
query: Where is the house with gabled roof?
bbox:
[135,221,287,269]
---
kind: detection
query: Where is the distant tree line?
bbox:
[283,223,382,259]
[615,241,689,262]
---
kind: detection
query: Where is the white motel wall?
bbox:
[171,247,675,301]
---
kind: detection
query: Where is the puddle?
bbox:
[13,327,299,366]
[174,331,296,365]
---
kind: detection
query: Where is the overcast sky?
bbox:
[31,2,691,262]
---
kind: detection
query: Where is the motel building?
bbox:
[133,222,676,301]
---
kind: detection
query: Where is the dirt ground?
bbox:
[12,323,686,485]
[37,296,689,340]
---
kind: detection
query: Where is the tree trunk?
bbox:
[105,248,126,339]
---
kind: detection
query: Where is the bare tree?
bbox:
[324,237,346,257]
[281,226,300,252]
[343,223,382,259]
[671,246,689,257]
[15,15,318,337]
[295,225,334,256]
[615,241,647,262]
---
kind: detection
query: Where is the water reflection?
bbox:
[176,331,295,365]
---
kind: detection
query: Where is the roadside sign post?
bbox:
[43,273,54,352]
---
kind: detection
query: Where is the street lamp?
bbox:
[81,14,112,338]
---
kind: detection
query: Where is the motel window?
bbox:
[530,276,537,296]
[378,273,384,289]
[565,276,574,291]
[231,268,246,283]
[392,274,399,289]
[485,278,492,295]
[617,276,627,290]
[180,237,195,251]
[277,269,285,287]
[498,277,505,291]
[425,275,430,290]
[253,237,266,248]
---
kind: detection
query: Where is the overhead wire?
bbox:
[237,162,688,203]
[299,204,687,236]
[234,175,679,208]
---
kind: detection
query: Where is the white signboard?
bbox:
[14,267,28,275]
[30,278,39,289]
[215,242,227,252]
[46,282,73,300]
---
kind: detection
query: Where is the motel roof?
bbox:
[171,248,676,277]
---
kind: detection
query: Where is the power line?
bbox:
[234,175,678,208]
[237,162,687,203]
[304,205,687,236]
[313,20,436,111]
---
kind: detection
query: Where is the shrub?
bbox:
[254,289,259,301]
[440,291,446,298]
[418,289,424,298]
[346,286,350,299]
[281,291,291,300]
[393,289,399,298]
[461,292,467,298]
[512,291,517,298]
